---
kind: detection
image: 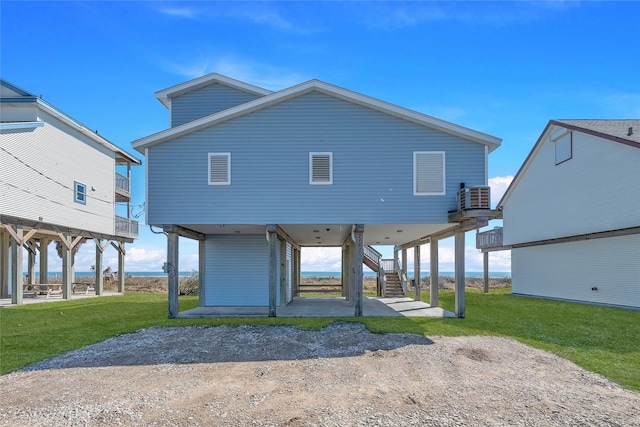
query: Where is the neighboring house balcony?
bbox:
[115,215,139,238]
[115,172,131,202]
[476,227,510,252]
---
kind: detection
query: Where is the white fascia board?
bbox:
[134,79,503,153]
[0,121,44,131]
[155,73,273,109]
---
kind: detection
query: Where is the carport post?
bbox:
[413,244,421,301]
[167,230,179,319]
[430,239,439,307]
[268,226,278,317]
[353,225,364,317]
[454,231,465,318]
[10,225,23,305]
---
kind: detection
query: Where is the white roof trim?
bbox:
[155,73,273,109]
[133,79,502,153]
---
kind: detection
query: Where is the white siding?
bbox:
[503,130,640,245]
[204,235,269,306]
[0,109,115,235]
[511,234,640,308]
[0,103,37,122]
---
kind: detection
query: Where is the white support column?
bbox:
[268,229,278,317]
[117,243,125,293]
[198,239,206,307]
[353,225,364,317]
[430,239,439,307]
[401,248,407,294]
[413,245,421,301]
[342,243,351,300]
[39,237,49,284]
[483,252,489,293]
[95,239,104,295]
[167,231,179,318]
[71,248,76,286]
[0,231,8,299]
[61,235,72,300]
[454,231,465,318]
[10,225,24,305]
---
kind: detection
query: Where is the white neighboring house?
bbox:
[0,79,141,304]
[479,119,639,309]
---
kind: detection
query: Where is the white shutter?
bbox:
[208,153,230,185]
[414,151,445,195]
[310,152,333,185]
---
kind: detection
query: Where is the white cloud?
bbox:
[301,247,342,272]
[158,7,196,19]
[165,56,306,91]
[489,175,514,206]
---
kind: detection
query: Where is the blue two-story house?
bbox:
[132,73,501,318]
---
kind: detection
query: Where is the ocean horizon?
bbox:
[34,271,511,279]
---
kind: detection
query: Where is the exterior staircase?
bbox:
[383,271,405,297]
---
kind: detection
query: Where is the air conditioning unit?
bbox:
[457,186,490,210]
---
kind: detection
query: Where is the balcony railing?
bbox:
[476,227,504,250]
[115,215,139,238]
[115,173,130,195]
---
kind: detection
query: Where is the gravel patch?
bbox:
[1,322,638,426]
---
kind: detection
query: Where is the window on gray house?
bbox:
[413,151,446,195]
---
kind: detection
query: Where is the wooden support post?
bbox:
[455,231,465,318]
[279,238,287,306]
[95,239,104,295]
[167,231,179,318]
[268,229,278,317]
[353,225,364,317]
[27,243,36,285]
[61,234,72,300]
[342,243,350,299]
[198,239,205,307]
[483,251,489,293]
[292,248,299,297]
[401,248,407,277]
[39,237,49,284]
[118,244,125,293]
[430,239,439,307]
[0,231,8,299]
[413,245,421,301]
[71,249,76,286]
[10,225,24,305]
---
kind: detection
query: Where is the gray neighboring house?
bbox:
[478,119,640,309]
[0,79,141,304]
[132,73,502,318]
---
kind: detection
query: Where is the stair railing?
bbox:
[393,258,407,295]
[379,261,386,296]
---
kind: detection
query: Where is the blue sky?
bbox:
[3,1,638,273]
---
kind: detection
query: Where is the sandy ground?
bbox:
[1,323,638,427]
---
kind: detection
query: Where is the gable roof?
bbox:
[133,77,502,153]
[155,73,273,109]
[498,119,640,208]
[0,79,141,165]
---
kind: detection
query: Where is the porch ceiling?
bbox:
[183,223,455,247]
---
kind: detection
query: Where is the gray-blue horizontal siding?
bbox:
[148,91,486,225]
[204,235,269,306]
[171,83,261,127]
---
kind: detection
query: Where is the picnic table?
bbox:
[22,283,63,298]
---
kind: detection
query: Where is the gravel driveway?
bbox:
[1,322,638,426]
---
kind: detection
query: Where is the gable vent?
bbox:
[310,152,333,185]
[414,151,445,195]
[208,153,231,185]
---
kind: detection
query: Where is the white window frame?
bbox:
[309,152,333,185]
[413,151,446,196]
[554,131,572,165]
[208,152,231,185]
[74,181,87,205]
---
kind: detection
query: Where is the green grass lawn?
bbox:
[1,289,639,391]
